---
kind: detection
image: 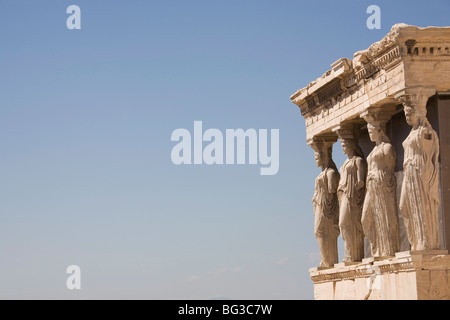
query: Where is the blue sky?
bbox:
[0,0,449,299]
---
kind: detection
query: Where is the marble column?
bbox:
[310,137,340,267]
[396,87,441,251]
[334,124,367,263]
[361,106,400,258]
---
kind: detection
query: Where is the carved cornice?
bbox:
[291,24,450,119]
[291,58,353,116]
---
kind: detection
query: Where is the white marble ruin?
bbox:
[291,24,450,299]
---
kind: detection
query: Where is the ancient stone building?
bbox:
[291,24,450,300]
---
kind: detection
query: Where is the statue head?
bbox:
[403,103,430,128]
[312,141,336,170]
[362,107,393,145]
[398,88,434,129]
[313,143,327,168]
[340,138,364,158]
[367,122,386,143]
[336,124,364,158]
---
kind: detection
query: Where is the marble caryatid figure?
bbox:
[399,90,441,251]
[362,109,400,257]
[312,140,340,267]
[336,125,367,263]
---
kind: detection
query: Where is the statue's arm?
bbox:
[327,169,339,194]
[421,128,440,200]
[383,143,397,172]
[355,157,367,190]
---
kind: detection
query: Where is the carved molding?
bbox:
[332,122,365,141]
[291,24,450,136]
[395,87,436,110]
[360,105,397,126]
[310,252,450,284]
[307,135,338,148]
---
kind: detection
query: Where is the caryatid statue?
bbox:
[361,108,399,257]
[335,124,367,263]
[397,88,441,251]
[311,139,340,267]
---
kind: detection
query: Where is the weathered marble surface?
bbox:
[399,89,441,251]
[312,142,340,267]
[362,109,400,258]
[336,125,367,263]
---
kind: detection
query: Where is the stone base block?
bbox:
[309,251,450,300]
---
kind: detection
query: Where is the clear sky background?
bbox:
[0,0,449,300]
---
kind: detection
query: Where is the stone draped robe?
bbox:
[362,142,399,257]
[400,125,440,251]
[313,167,340,267]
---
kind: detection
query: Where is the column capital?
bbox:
[360,105,396,126]
[332,123,357,140]
[394,87,436,109]
[307,135,338,148]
